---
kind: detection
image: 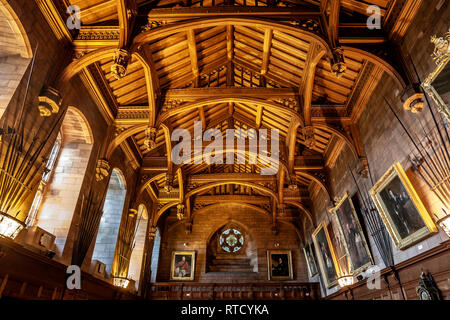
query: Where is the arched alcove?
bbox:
[206,221,258,274]
[92,168,127,274]
[0,0,32,119]
[150,227,161,283]
[128,204,148,289]
[31,107,94,256]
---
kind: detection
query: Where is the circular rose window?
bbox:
[219,228,244,253]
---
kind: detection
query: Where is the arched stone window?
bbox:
[0,0,32,119]
[206,223,256,273]
[128,204,148,289]
[150,227,161,283]
[92,168,127,274]
[29,107,93,256]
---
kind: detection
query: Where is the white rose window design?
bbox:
[219,228,244,253]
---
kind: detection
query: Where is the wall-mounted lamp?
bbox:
[183,242,188,247]
[337,275,355,288]
[274,242,280,247]
[437,209,450,237]
[0,211,25,240]
[113,276,130,289]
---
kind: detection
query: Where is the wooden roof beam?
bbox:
[261,29,273,76]
[117,0,137,48]
[146,7,321,21]
[134,46,161,126]
[187,29,200,87]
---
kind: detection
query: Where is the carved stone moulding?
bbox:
[95,159,111,182]
[402,84,425,114]
[38,87,62,117]
[111,49,130,80]
[148,226,157,240]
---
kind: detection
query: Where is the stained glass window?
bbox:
[219,228,244,253]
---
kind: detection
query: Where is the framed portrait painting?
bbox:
[267,250,293,280]
[332,193,373,274]
[170,251,196,281]
[312,221,339,288]
[370,163,437,250]
[303,243,318,277]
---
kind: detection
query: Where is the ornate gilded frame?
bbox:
[422,28,450,119]
[267,250,293,281]
[331,193,373,275]
[170,250,196,281]
[370,163,437,250]
[312,221,340,288]
[303,243,318,277]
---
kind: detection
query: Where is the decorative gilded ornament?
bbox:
[177,204,185,220]
[165,173,174,192]
[143,126,157,150]
[302,126,316,149]
[330,47,346,78]
[95,159,110,181]
[111,49,130,80]
[38,87,62,117]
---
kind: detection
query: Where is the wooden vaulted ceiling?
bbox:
[37,0,420,226]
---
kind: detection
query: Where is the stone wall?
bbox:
[307,0,450,297]
[156,203,309,283]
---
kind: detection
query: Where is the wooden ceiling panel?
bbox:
[70,0,118,25]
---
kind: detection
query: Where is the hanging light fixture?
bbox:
[0,211,25,239]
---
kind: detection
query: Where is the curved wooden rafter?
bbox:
[284,200,315,227]
[295,171,331,201]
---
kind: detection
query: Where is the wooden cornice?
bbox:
[146,6,321,21]
[35,0,72,45]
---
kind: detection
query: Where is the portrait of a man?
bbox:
[333,194,372,274]
[371,163,437,250]
[312,221,338,288]
[267,250,293,280]
[171,251,196,280]
[303,243,318,277]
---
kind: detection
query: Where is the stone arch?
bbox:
[128,204,148,289]
[33,107,94,257]
[92,168,128,274]
[0,0,33,118]
[205,219,258,274]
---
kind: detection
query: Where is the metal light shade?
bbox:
[0,211,25,239]
[337,275,355,288]
[437,214,450,237]
[113,276,130,289]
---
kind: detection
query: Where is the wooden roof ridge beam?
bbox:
[134,46,161,128]
[299,42,326,153]
[187,29,200,87]
[117,0,138,48]
[226,25,234,86]
[261,29,273,77]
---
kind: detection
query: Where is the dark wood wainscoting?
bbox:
[0,237,136,300]
[327,240,450,300]
[149,282,321,300]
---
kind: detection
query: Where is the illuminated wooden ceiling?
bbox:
[37,0,421,228]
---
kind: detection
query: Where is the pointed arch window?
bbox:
[26,132,62,226]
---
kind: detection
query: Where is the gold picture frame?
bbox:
[267,250,293,280]
[370,163,437,250]
[312,221,340,288]
[422,28,450,120]
[332,193,373,275]
[303,242,318,277]
[170,250,196,281]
